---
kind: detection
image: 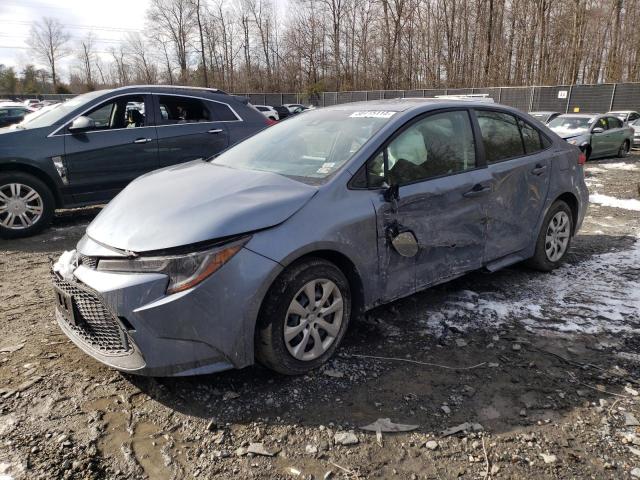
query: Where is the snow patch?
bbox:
[600,162,639,171]
[590,193,640,211]
[419,238,640,335]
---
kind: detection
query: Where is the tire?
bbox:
[583,146,591,162]
[617,140,630,158]
[0,172,55,239]
[526,200,573,272]
[255,258,351,375]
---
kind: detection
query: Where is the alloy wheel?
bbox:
[545,211,570,262]
[0,183,44,230]
[284,278,343,362]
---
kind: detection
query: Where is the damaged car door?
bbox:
[475,110,552,263]
[368,109,490,299]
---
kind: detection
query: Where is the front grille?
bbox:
[53,276,131,355]
[79,254,97,269]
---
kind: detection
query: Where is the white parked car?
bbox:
[283,103,312,114]
[253,105,279,121]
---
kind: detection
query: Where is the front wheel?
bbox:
[0,172,55,239]
[526,200,573,272]
[255,258,351,375]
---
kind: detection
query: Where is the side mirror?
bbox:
[591,127,604,134]
[68,116,95,133]
[383,182,399,202]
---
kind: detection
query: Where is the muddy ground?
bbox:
[1,153,639,480]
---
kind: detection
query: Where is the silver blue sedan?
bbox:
[52,99,588,376]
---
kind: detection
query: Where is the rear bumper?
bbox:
[53,247,281,377]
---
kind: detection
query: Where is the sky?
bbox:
[0,0,150,76]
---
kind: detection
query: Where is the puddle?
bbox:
[84,396,188,479]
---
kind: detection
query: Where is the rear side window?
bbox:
[518,118,544,154]
[476,110,524,163]
[157,95,211,124]
[210,102,240,121]
[607,117,623,129]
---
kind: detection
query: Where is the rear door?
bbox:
[63,93,158,204]
[476,109,552,263]
[154,94,230,168]
[366,109,490,299]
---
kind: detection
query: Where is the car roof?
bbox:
[0,102,27,108]
[529,111,559,114]
[557,113,598,118]
[607,110,635,113]
[111,85,229,96]
[323,98,513,113]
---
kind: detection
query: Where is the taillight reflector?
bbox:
[578,152,587,165]
[265,118,278,126]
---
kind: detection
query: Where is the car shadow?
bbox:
[0,206,101,254]
[124,232,639,439]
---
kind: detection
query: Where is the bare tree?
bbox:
[27,17,70,90]
[77,33,96,89]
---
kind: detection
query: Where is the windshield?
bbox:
[548,116,594,133]
[20,90,108,129]
[211,109,395,182]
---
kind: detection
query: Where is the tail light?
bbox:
[265,118,278,126]
[577,152,587,165]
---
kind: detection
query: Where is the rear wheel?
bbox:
[526,200,573,272]
[617,140,630,158]
[0,172,55,239]
[255,258,351,375]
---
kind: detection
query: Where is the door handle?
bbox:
[463,184,492,198]
[531,164,547,175]
[133,138,152,144]
[208,128,223,134]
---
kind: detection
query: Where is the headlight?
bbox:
[97,238,248,294]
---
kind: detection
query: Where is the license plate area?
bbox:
[54,285,80,326]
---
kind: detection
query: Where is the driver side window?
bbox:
[366,110,476,186]
[594,117,608,131]
[82,95,146,131]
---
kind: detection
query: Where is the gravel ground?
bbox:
[1,152,640,480]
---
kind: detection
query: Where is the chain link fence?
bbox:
[4,83,639,113]
[306,83,640,113]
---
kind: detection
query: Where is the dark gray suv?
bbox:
[0,86,268,238]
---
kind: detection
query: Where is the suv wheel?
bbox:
[526,200,573,271]
[256,258,351,375]
[0,172,55,239]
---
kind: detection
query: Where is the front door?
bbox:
[63,94,158,204]
[474,110,552,262]
[368,109,489,300]
[154,94,229,168]
[590,117,616,157]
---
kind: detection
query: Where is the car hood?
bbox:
[86,160,318,252]
[549,128,589,140]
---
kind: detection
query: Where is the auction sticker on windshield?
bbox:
[349,111,396,119]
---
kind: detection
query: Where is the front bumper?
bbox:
[52,246,281,376]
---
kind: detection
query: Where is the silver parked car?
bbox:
[528,111,561,124]
[52,99,588,377]
[547,113,634,161]
[606,110,640,125]
[630,119,640,148]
